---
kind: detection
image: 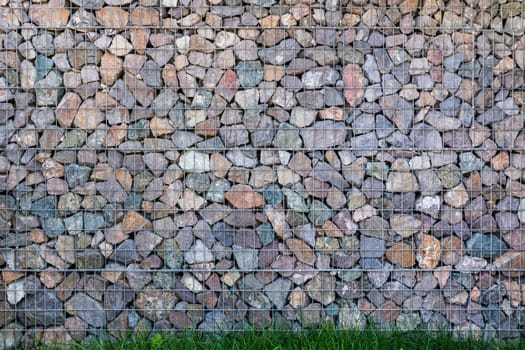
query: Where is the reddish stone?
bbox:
[130,7,160,26]
[56,92,81,128]
[121,210,151,234]
[47,178,68,195]
[217,70,240,101]
[103,124,127,147]
[427,46,443,65]
[225,184,265,209]
[386,242,416,268]
[417,234,441,269]
[372,300,400,323]
[343,64,366,107]
[286,238,315,266]
[95,7,128,28]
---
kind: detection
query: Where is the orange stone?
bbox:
[400,0,419,14]
[105,225,128,245]
[322,220,343,238]
[115,169,133,192]
[264,65,285,81]
[2,271,24,284]
[225,184,265,209]
[29,229,47,244]
[29,0,70,28]
[103,124,127,147]
[100,53,123,86]
[440,235,463,265]
[491,151,510,170]
[490,251,525,277]
[343,64,366,107]
[95,7,129,28]
[286,238,315,265]
[56,92,81,128]
[417,234,441,269]
[386,242,416,267]
[150,116,175,137]
[121,210,151,234]
[130,7,160,26]
[130,28,151,54]
[372,301,401,323]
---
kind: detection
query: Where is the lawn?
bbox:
[32,325,523,350]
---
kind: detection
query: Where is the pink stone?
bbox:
[343,64,366,107]
[217,70,240,102]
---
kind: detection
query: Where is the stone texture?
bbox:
[1,0,524,339]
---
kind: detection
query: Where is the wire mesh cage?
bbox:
[1,0,525,347]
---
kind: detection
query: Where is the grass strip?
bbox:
[30,323,524,350]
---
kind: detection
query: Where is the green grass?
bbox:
[32,324,524,350]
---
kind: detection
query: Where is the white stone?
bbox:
[109,35,133,57]
[185,240,214,264]
[7,280,25,305]
[518,198,525,223]
[179,151,210,173]
[409,155,431,170]
[181,273,204,292]
[215,31,240,49]
[415,195,441,217]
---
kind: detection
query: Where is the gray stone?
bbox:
[263,184,283,206]
[77,249,105,269]
[41,217,65,238]
[360,236,385,258]
[258,39,300,65]
[440,97,461,117]
[235,61,263,88]
[443,54,466,71]
[311,162,349,189]
[363,54,381,83]
[302,67,339,89]
[185,240,214,264]
[220,125,249,147]
[410,124,443,150]
[232,245,258,270]
[198,311,231,331]
[272,123,302,149]
[18,291,64,326]
[351,132,379,157]
[31,196,57,218]
[256,223,275,246]
[35,55,54,80]
[35,71,63,106]
[458,60,481,78]
[466,233,508,258]
[459,153,484,173]
[308,200,334,226]
[477,107,505,124]
[301,121,347,149]
[71,0,104,8]
[66,293,106,328]
[264,278,291,309]
[282,188,309,212]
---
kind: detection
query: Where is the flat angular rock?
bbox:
[416,234,441,269]
[18,291,64,327]
[467,233,508,259]
[225,185,264,209]
[258,39,300,65]
[386,242,416,268]
[66,293,106,328]
[300,121,347,149]
[343,64,366,106]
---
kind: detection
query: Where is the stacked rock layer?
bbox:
[1,0,525,346]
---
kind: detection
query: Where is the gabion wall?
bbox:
[1,0,525,347]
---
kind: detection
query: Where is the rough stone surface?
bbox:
[1,1,523,341]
